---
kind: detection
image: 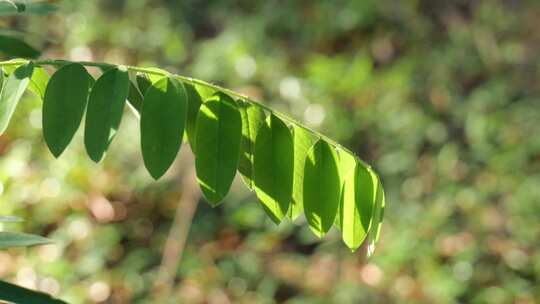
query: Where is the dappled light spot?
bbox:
[88,281,110,303]
[360,263,383,287]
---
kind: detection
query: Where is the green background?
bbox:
[1,0,539,303]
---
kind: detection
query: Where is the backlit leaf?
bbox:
[141,76,187,179]
[340,159,378,251]
[195,92,242,205]
[289,125,317,220]
[0,231,51,249]
[334,150,357,228]
[367,176,385,257]
[84,67,130,162]
[144,67,170,83]
[238,100,265,189]
[0,62,33,135]
[42,63,90,157]
[303,140,341,237]
[194,83,215,101]
[253,114,294,223]
[27,65,49,98]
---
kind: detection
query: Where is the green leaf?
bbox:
[303,140,341,237]
[27,66,49,99]
[289,125,317,220]
[339,159,378,251]
[195,92,242,205]
[367,176,385,257]
[127,80,143,115]
[141,76,187,179]
[136,74,151,95]
[194,83,215,100]
[238,100,265,189]
[0,231,51,249]
[0,280,66,304]
[144,67,170,83]
[253,114,294,223]
[0,62,33,135]
[84,67,130,162]
[0,215,22,222]
[42,63,90,157]
[184,83,204,151]
[334,150,357,229]
[0,35,40,58]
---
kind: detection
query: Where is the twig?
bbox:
[153,154,200,295]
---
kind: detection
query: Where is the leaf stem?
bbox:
[0,58,368,167]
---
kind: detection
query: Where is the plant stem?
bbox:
[0,58,369,167]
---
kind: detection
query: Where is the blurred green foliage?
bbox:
[1,0,539,303]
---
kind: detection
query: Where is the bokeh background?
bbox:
[1,0,540,303]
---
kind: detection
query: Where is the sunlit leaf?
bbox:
[194,83,215,101]
[27,65,49,99]
[289,125,317,220]
[84,67,130,162]
[144,67,170,83]
[0,35,40,58]
[42,63,90,157]
[339,158,378,251]
[334,150,357,228]
[0,62,33,135]
[253,114,294,223]
[367,176,385,257]
[0,231,51,249]
[141,76,187,179]
[195,92,242,205]
[238,100,265,189]
[0,280,66,304]
[303,140,341,237]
